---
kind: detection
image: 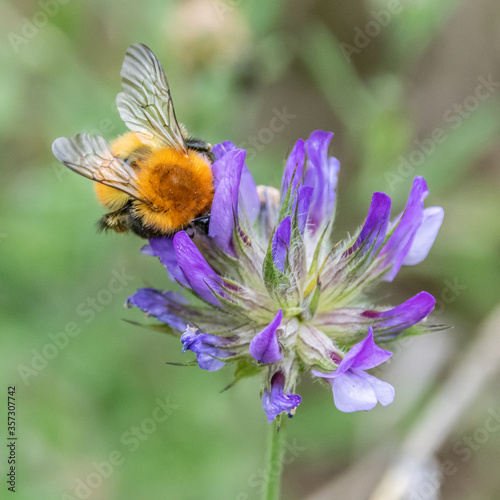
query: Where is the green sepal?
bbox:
[376,323,453,344]
[307,279,321,318]
[262,232,290,304]
[122,319,177,337]
[165,360,198,367]
[307,222,331,280]
[277,163,299,222]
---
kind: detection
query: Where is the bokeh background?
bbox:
[2,0,500,499]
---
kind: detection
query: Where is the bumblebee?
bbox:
[52,43,215,239]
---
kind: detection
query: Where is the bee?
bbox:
[52,43,215,239]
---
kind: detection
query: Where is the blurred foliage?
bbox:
[1,0,500,499]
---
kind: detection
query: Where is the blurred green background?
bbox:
[1,0,500,499]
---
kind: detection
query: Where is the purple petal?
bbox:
[181,328,232,371]
[262,372,301,423]
[304,131,339,230]
[380,177,429,281]
[249,310,284,364]
[140,243,154,256]
[353,369,395,407]
[271,217,291,272]
[148,238,190,287]
[126,288,189,330]
[338,328,392,372]
[331,370,378,412]
[239,165,260,224]
[362,292,436,336]
[281,139,305,197]
[209,149,245,256]
[212,141,236,163]
[213,141,259,223]
[313,361,395,412]
[296,186,313,234]
[403,207,444,266]
[349,192,391,255]
[173,231,223,306]
[312,328,392,378]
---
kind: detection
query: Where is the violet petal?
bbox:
[126,288,188,331]
[304,131,339,230]
[403,207,444,266]
[296,186,313,234]
[148,237,189,287]
[271,217,291,273]
[249,310,284,363]
[262,372,301,423]
[381,177,428,281]
[173,231,223,306]
[281,139,305,197]
[209,149,245,256]
[349,192,391,255]
[212,141,259,223]
[331,370,378,412]
[180,329,231,372]
[353,369,395,407]
[212,141,236,163]
[338,327,392,372]
[362,292,436,336]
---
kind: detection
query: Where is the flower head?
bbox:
[128,131,443,422]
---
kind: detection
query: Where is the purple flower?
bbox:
[348,192,391,256]
[127,130,443,422]
[362,291,436,339]
[314,291,436,339]
[249,310,283,363]
[262,372,302,423]
[312,328,394,412]
[303,131,340,231]
[280,131,340,233]
[181,327,234,371]
[380,177,432,281]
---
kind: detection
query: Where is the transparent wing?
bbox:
[52,134,148,203]
[116,43,188,153]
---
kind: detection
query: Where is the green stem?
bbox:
[263,417,286,500]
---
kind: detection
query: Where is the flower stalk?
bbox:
[264,418,286,500]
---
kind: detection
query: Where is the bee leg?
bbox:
[97,207,134,234]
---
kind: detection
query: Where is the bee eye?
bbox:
[186,225,195,238]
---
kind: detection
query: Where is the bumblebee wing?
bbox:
[52,134,149,203]
[117,43,188,154]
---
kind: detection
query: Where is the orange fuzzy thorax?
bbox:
[134,147,214,233]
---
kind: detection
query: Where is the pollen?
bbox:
[134,147,214,233]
